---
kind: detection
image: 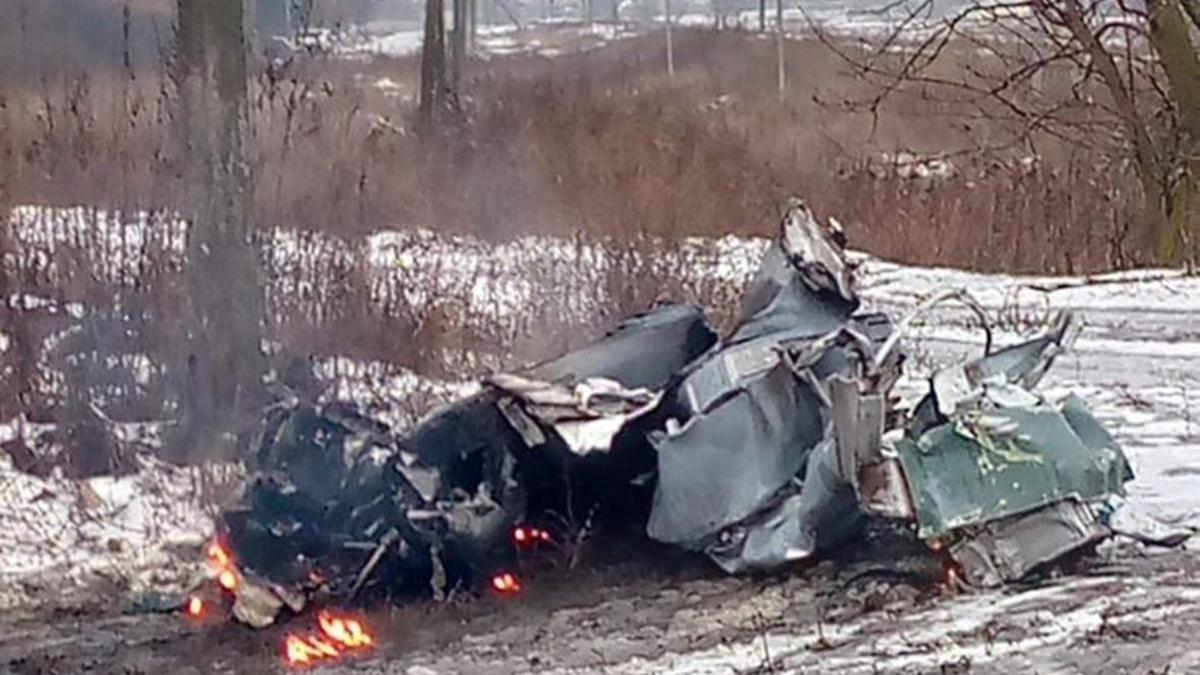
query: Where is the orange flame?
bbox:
[284,610,375,667]
[491,571,522,594]
[208,541,231,569]
[318,611,374,647]
[512,526,553,549]
[286,635,326,665]
[217,569,239,592]
[186,595,206,618]
[206,538,240,593]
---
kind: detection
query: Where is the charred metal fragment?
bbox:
[219,303,716,623]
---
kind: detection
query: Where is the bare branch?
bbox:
[1181,0,1200,32]
[1049,0,1160,169]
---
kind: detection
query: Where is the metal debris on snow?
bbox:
[211,198,1142,627]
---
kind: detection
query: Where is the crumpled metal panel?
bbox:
[645,202,885,571]
[730,204,858,345]
[647,361,827,546]
[950,498,1110,587]
[705,437,863,573]
[524,303,717,389]
[895,399,1133,540]
[931,312,1079,416]
[488,374,661,455]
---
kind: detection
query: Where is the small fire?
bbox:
[512,525,552,548]
[491,571,522,595]
[205,539,240,594]
[208,541,231,569]
[217,569,239,592]
[284,610,375,667]
[186,595,206,618]
[318,611,373,647]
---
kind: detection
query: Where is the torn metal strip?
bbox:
[950,499,1109,587]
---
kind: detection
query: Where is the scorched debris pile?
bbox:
[215,200,1134,626]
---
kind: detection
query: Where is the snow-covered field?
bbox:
[2,205,1198,624]
[323,1,979,60]
[0,450,231,613]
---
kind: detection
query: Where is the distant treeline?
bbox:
[0,0,422,83]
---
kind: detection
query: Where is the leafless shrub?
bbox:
[0,24,1161,471]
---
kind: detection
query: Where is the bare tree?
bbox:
[812,0,1200,264]
[174,0,265,461]
[1184,0,1200,28]
[665,0,675,78]
[775,0,785,99]
[469,0,478,50]
[419,0,454,126]
[451,0,468,91]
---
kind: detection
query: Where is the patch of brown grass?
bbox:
[3,28,1146,272]
[0,26,1152,469]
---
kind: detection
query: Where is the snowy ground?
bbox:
[2,206,1199,672]
[0,451,232,614]
[329,1,978,60]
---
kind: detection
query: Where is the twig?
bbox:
[349,528,399,599]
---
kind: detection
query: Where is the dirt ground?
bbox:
[3,532,1198,675]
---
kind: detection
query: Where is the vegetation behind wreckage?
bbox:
[0,11,1186,473]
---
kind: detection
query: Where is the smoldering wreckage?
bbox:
[194,201,1151,662]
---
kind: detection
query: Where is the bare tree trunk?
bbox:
[1146,0,1200,263]
[1149,1,1200,150]
[758,0,765,32]
[775,0,785,100]
[494,0,524,30]
[468,0,477,51]
[1059,0,1200,263]
[1181,0,1200,31]
[1057,0,1175,260]
[451,0,467,89]
[664,0,674,78]
[175,0,265,461]
[419,0,450,126]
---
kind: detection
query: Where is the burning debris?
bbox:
[206,199,1137,636]
[284,610,374,667]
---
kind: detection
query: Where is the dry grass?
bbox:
[3,28,1146,271]
[0,26,1153,469]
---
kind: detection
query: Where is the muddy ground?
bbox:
[3,533,1198,675]
[3,241,1199,675]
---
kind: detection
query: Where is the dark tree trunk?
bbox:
[1145,0,1200,262]
[419,0,452,126]
[469,0,477,50]
[451,0,467,93]
[174,0,265,462]
[775,0,785,99]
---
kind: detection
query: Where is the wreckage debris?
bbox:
[208,198,1136,636]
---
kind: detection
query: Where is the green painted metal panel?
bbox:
[896,399,1133,539]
